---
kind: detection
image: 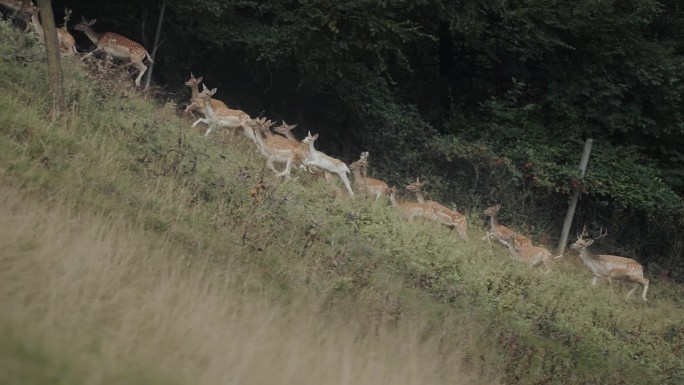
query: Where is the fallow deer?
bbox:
[74,17,153,87]
[388,187,437,221]
[191,85,254,140]
[349,153,389,200]
[570,227,649,301]
[301,132,354,197]
[500,233,553,274]
[482,204,533,248]
[405,177,469,240]
[248,117,302,178]
[21,2,76,55]
[1,0,31,32]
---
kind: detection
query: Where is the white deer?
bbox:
[74,17,153,87]
[301,131,353,197]
[570,227,649,301]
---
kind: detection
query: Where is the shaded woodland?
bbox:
[24,0,684,278]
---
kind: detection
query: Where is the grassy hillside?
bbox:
[0,21,683,384]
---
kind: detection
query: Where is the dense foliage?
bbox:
[51,0,683,276]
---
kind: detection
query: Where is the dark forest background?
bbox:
[42,0,684,278]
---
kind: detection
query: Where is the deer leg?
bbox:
[275,157,293,179]
[204,123,218,136]
[338,172,354,197]
[641,278,649,301]
[265,157,278,174]
[131,59,148,87]
[591,276,600,286]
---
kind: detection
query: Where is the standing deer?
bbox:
[570,227,649,301]
[74,17,153,87]
[301,131,354,197]
[500,234,553,274]
[21,2,76,54]
[405,177,469,240]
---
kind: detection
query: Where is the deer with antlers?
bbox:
[74,17,153,87]
[570,227,649,301]
[21,2,76,55]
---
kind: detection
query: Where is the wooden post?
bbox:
[557,139,593,257]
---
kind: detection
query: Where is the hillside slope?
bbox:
[0,22,683,385]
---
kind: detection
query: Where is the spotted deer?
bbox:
[570,227,649,301]
[349,153,389,200]
[500,234,553,274]
[388,187,437,221]
[74,17,153,87]
[191,85,255,141]
[21,2,76,55]
[248,117,304,178]
[405,177,468,240]
[482,204,533,248]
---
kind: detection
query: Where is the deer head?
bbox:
[570,226,608,250]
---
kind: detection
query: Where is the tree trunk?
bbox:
[143,0,166,90]
[35,0,64,113]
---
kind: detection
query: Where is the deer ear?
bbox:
[197,76,203,83]
[89,19,97,26]
[290,124,298,129]
[586,239,594,246]
[313,133,319,140]
[210,88,217,95]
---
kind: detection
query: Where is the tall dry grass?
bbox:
[0,183,489,385]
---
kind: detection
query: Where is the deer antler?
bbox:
[578,225,590,240]
[594,227,608,240]
[62,8,72,29]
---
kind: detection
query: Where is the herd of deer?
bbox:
[1,1,650,301]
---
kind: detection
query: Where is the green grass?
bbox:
[0,21,683,384]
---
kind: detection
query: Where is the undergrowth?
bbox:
[0,21,683,385]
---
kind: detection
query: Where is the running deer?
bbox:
[570,227,649,301]
[349,153,389,200]
[500,234,553,274]
[301,132,354,197]
[405,177,469,240]
[191,85,255,140]
[273,121,299,140]
[248,117,303,178]
[74,17,153,87]
[482,204,533,248]
[388,187,437,221]
[182,74,253,142]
